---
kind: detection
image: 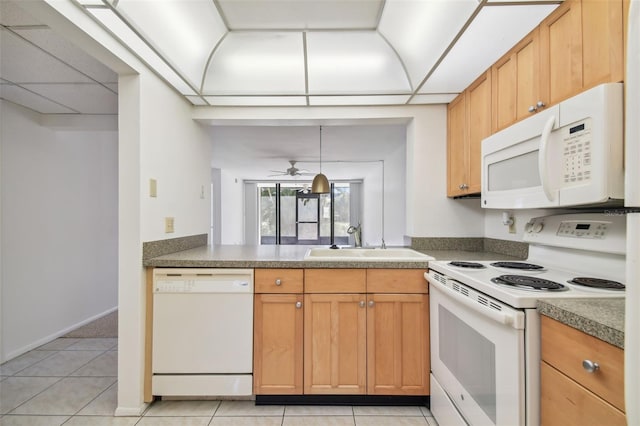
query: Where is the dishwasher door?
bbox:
[152,268,253,395]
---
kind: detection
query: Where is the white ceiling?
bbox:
[0,1,118,115]
[0,0,562,114]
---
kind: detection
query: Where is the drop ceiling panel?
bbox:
[378,0,478,88]
[0,28,95,84]
[204,96,307,106]
[309,95,410,106]
[419,4,559,93]
[0,1,42,26]
[0,83,77,114]
[217,0,384,30]
[202,32,305,95]
[20,83,118,114]
[13,28,118,83]
[409,93,458,104]
[117,0,226,88]
[306,31,411,94]
[88,8,196,95]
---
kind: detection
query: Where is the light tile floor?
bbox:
[1,338,438,426]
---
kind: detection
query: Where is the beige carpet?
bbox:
[63,310,118,338]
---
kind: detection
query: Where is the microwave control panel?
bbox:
[562,118,592,184]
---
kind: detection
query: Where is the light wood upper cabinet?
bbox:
[253,293,304,395]
[367,293,429,395]
[447,92,467,197]
[304,293,367,395]
[492,29,541,132]
[540,0,624,106]
[540,316,625,426]
[447,71,491,197]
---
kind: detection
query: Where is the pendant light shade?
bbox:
[312,126,330,193]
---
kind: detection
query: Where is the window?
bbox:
[258,182,351,245]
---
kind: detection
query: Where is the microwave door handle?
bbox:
[538,115,556,201]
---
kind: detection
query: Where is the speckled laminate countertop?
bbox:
[142,244,522,268]
[537,298,625,349]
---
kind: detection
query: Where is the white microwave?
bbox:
[481,83,624,209]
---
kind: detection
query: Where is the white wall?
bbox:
[0,101,118,362]
[220,171,245,244]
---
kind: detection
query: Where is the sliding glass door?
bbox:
[258,183,351,246]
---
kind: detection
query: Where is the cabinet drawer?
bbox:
[304,269,366,293]
[255,269,303,293]
[366,269,428,293]
[541,361,626,426]
[541,316,624,411]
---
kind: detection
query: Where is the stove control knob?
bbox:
[525,222,534,233]
[582,359,600,373]
[533,222,544,233]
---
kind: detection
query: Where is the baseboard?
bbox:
[115,403,149,417]
[1,306,118,363]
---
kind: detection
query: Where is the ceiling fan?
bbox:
[269,160,314,177]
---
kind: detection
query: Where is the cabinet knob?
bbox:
[368,300,375,308]
[275,279,282,286]
[536,100,546,109]
[295,301,302,309]
[359,300,366,308]
[528,105,537,113]
[582,359,600,373]
[458,183,469,190]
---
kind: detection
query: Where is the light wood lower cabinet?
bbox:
[367,294,429,395]
[254,268,429,397]
[540,315,625,425]
[304,293,367,394]
[253,293,304,395]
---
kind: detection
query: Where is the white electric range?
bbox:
[425,213,626,426]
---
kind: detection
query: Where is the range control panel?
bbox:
[556,220,608,239]
[523,213,625,255]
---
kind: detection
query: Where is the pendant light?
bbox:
[311,125,330,193]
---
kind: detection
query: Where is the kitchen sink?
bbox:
[304,247,434,262]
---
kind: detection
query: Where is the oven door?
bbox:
[428,275,526,426]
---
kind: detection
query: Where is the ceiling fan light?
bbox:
[311,173,330,194]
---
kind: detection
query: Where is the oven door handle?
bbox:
[426,274,522,329]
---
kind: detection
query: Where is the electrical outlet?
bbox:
[165,217,174,233]
[149,179,157,197]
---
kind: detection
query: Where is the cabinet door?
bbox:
[581,0,624,88]
[541,361,626,426]
[367,294,429,395]
[447,92,467,197]
[467,71,491,194]
[540,0,584,105]
[304,293,367,394]
[254,294,303,395]
[492,29,541,132]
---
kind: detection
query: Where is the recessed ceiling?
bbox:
[0,1,118,115]
[0,0,562,113]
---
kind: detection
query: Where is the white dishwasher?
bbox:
[152,268,253,397]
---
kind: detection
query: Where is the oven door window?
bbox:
[440,306,497,423]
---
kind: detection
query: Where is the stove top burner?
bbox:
[568,277,625,290]
[491,275,567,291]
[490,261,545,270]
[449,261,485,269]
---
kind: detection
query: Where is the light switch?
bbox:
[150,179,157,197]
[165,217,174,233]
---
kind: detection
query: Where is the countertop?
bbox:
[142,244,522,268]
[537,298,625,349]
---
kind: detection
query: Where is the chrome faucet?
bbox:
[347,223,362,248]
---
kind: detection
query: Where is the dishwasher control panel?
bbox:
[153,268,254,293]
